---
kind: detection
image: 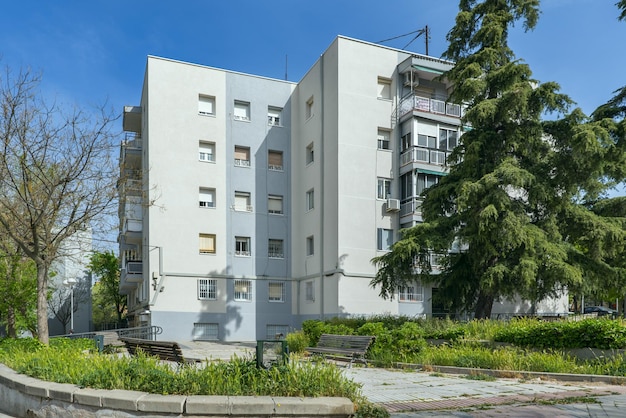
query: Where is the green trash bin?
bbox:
[94,335,104,353]
[256,340,289,368]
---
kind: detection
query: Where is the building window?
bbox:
[399,281,423,302]
[268,150,283,171]
[199,141,215,162]
[417,134,437,149]
[193,323,218,340]
[234,146,250,167]
[199,233,216,254]
[377,178,391,199]
[377,77,392,100]
[198,95,215,116]
[268,106,282,126]
[234,100,250,121]
[305,96,314,119]
[439,128,458,151]
[235,236,251,256]
[268,195,283,215]
[234,191,252,212]
[401,132,412,151]
[268,239,284,258]
[306,189,314,211]
[306,235,314,256]
[199,188,216,208]
[268,281,285,302]
[198,279,217,300]
[306,142,314,164]
[305,280,314,301]
[234,279,252,301]
[377,228,393,251]
[417,173,441,195]
[378,129,391,150]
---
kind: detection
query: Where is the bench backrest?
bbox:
[317,334,374,352]
[121,337,186,363]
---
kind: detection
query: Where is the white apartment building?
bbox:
[119,36,567,342]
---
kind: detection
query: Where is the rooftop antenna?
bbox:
[285,55,288,81]
[378,25,430,55]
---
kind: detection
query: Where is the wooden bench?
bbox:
[120,337,199,365]
[306,334,375,367]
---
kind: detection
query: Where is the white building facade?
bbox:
[119,36,567,342]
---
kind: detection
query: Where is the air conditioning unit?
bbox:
[386,198,400,212]
[403,72,419,88]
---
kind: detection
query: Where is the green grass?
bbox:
[0,337,389,418]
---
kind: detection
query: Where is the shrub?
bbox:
[286,330,308,354]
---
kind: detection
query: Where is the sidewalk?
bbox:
[179,341,626,416]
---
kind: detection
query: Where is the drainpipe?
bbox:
[319,53,325,320]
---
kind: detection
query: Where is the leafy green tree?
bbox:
[88,250,126,327]
[371,0,626,318]
[0,240,37,337]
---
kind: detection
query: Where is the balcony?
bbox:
[401,146,449,168]
[118,178,142,197]
[400,197,423,217]
[120,133,142,170]
[398,95,462,120]
[121,260,143,284]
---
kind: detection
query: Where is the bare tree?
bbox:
[0,66,119,344]
[47,276,91,334]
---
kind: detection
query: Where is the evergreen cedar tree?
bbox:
[371,0,626,319]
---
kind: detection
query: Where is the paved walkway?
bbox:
[179,341,626,417]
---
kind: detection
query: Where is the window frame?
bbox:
[268,150,284,171]
[305,280,315,302]
[305,189,314,211]
[377,228,393,251]
[305,96,314,119]
[306,235,314,256]
[199,187,216,209]
[198,278,217,300]
[235,236,251,257]
[377,129,391,150]
[199,141,215,162]
[399,281,424,302]
[268,106,282,126]
[268,239,284,259]
[268,194,283,215]
[306,142,314,165]
[377,77,392,100]
[198,95,215,116]
[268,281,285,302]
[377,178,391,200]
[199,233,216,254]
[233,100,250,121]
[234,146,251,167]
[234,191,252,212]
[234,279,252,302]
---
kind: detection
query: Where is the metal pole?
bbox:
[70,284,74,332]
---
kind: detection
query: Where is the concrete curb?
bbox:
[0,364,355,417]
[387,361,626,385]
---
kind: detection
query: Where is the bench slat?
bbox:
[306,334,375,367]
[121,337,196,364]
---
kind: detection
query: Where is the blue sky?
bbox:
[1,1,624,119]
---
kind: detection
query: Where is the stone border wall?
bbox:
[0,364,354,417]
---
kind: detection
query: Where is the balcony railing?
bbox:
[399,95,462,119]
[400,197,423,217]
[121,260,142,284]
[118,179,142,196]
[401,146,449,166]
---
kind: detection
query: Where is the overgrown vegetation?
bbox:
[295,316,626,375]
[0,337,388,418]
